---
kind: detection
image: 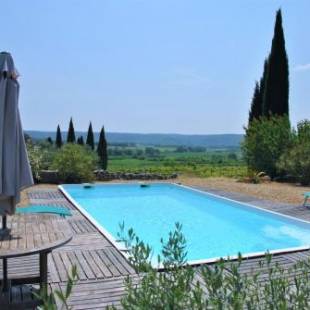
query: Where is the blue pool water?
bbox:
[61,183,310,262]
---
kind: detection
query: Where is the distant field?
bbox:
[108,146,247,178]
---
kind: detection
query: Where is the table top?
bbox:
[0,213,72,259]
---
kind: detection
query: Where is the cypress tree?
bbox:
[97,126,108,170]
[259,58,269,108]
[86,122,95,150]
[248,82,262,123]
[77,136,84,145]
[263,9,289,116]
[56,125,63,148]
[248,58,269,124]
[46,137,53,145]
[67,118,76,143]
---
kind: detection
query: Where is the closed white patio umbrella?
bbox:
[0,52,33,233]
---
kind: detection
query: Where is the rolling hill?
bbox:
[25,131,243,148]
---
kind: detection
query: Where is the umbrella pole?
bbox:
[0,215,8,235]
[2,215,7,230]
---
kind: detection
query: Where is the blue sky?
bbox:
[2,0,310,134]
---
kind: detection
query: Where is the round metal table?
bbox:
[0,213,72,294]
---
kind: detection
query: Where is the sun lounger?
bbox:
[16,205,72,217]
[303,192,310,207]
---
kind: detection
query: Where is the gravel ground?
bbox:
[178,176,310,205]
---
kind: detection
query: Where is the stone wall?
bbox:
[94,170,178,181]
[39,170,59,184]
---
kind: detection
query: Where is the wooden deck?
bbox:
[2,185,310,308]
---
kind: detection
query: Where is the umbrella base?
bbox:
[0,228,10,236]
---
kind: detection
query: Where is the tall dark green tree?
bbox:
[46,137,53,145]
[67,118,76,143]
[86,122,95,150]
[263,9,289,116]
[248,82,261,123]
[259,58,269,107]
[56,125,63,148]
[77,136,84,145]
[248,59,269,124]
[97,126,108,170]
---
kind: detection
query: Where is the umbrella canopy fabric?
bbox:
[0,52,33,215]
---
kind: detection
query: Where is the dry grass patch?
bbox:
[178,176,310,205]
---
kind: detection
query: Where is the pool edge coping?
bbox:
[59,182,310,269]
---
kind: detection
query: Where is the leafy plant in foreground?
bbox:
[116,223,196,309]
[114,223,310,309]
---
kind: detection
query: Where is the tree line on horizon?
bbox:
[54,118,108,170]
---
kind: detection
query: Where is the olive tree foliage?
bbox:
[242,116,292,179]
[108,223,310,309]
[278,120,310,185]
[52,144,97,183]
[114,223,200,309]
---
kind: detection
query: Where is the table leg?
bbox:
[39,252,48,291]
[2,258,8,292]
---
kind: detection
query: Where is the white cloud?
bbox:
[293,63,310,72]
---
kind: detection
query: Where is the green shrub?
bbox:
[278,120,310,185]
[27,143,44,182]
[27,140,59,182]
[113,223,310,309]
[242,116,292,179]
[27,143,49,182]
[52,144,97,183]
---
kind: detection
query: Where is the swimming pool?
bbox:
[60,183,310,265]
